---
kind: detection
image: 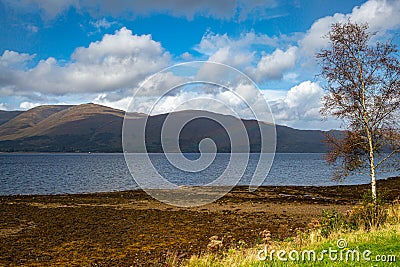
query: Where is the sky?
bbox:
[0,0,399,130]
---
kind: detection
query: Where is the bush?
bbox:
[318,209,354,238]
[347,192,388,230]
[313,193,390,238]
[387,198,400,224]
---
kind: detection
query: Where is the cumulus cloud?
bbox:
[194,31,297,82]
[195,31,278,56]
[180,52,193,61]
[93,94,131,111]
[351,0,400,31]
[194,32,259,79]
[251,46,297,81]
[3,0,278,20]
[0,27,170,98]
[135,71,189,97]
[268,81,324,123]
[128,85,271,122]
[19,101,41,110]
[299,0,400,57]
[193,0,400,82]
[261,89,288,101]
[208,47,255,68]
[0,50,35,69]
[108,80,332,129]
[262,81,342,129]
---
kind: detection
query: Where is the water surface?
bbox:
[0,153,397,195]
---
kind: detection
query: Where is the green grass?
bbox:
[250,224,399,267]
[180,202,400,267]
[182,224,399,267]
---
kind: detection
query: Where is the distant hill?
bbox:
[0,105,73,139]
[0,110,24,126]
[0,104,335,153]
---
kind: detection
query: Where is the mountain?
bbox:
[0,104,333,153]
[0,105,73,139]
[0,110,24,126]
[0,104,132,152]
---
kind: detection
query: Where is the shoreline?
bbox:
[1,177,399,266]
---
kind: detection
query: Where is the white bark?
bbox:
[358,56,377,201]
[368,134,377,201]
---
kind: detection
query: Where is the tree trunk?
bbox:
[364,104,377,202]
[358,56,377,202]
[365,120,377,201]
[369,147,377,201]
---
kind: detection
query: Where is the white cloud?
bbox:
[134,71,189,97]
[0,50,35,69]
[283,72,299,82]
[194,31,296,82]
[90,18,117,30]
[195,31,278,56]
[268,81,327,126]
[133,89,263,120]
[19,101,41,110]
[263,82,342,129]
[180,52,193,61]
[251,46,297,81]
[93,94,131,111]
[260,89,288,101]
[192,0,400,84]
[351,0,400,32]
[122,78,275,124]
[88,18,118,35]
[284,81,322,110]
[208,46,255,68]
[299,0,400,57]
[0,27,171,97]
[298,13,346,57]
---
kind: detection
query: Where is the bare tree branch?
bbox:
[316,20,400,200]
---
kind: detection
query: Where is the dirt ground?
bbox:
[1,177,399,266]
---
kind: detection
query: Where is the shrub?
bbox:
[314,193,389,238]
[318,209,353,238]
[347,192,388,230]
[387,198,400,224]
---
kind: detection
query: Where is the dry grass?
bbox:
[179,201,400,267]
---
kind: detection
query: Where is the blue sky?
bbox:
[0,0,399,129]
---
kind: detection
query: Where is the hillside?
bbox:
[0,104,332,153]
[0,110,24,126]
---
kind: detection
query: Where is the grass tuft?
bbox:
[177,201,400,267]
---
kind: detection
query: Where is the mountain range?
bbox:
[0,103,335,153]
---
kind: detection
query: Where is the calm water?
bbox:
[0,153,397,196]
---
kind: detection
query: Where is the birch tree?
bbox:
[317,21,400,200]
